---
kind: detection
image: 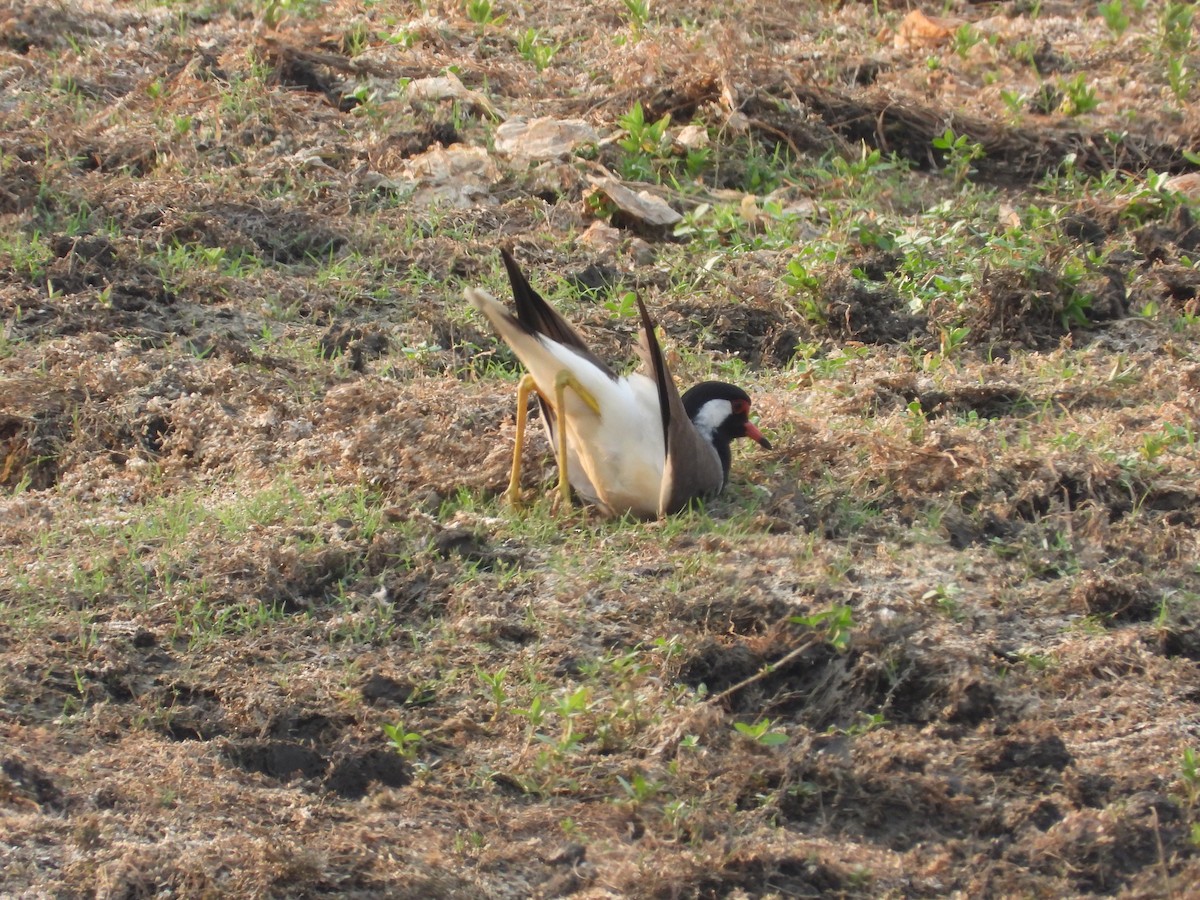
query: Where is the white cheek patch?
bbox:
[691,398,733,442]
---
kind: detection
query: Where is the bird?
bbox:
[465,248,771,519]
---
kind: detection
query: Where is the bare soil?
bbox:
[2,1,1200,897]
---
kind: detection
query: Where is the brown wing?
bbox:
[636,298,724,516]
[636,297,672,451]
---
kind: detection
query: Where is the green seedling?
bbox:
[476,665,509,719]
[791,604,854,651]
[734,718,788,747]
[932,126,985,186]
[621,0,651,35]
[1099,0,1130,37]
[465,0,505,27]
[383,722,422,759]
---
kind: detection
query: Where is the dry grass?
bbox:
[2,0,1200,896]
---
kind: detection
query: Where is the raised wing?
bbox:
[636,298,724,515]
[501,249,616,381]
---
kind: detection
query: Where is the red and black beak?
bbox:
[743,420,771,450]
[728,397,771,450]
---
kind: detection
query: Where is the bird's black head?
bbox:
[681,381,771,479]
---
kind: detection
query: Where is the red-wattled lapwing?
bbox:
[465,249,771,518]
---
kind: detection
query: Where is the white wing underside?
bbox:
[536,341,666,518]
[467,288,666,517]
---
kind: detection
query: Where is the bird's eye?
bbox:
[731,399,750,416]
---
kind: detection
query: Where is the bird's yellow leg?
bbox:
[553,370,600,510]
[505,374,537,508]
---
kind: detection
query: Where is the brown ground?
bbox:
[2,0,1200,897]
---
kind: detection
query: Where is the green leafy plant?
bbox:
[1098,0,1130,37]
[0,230,53,282]
[1177,747,1199,811]
[603,290,639,320]
[476,665,509,719]
[1000,89,1025,121]
[1009,38,1038,66]
[533,686,591,755]
[923,582,964,618]
[1141,431,1170,462]
[952,24,982,57]
[383,722,422,760]
[465,0,505,27]
[1016,649,1058,672]
[1028,82,1062,115]
[1059,287,1093,330]
[826,711,887,737]
[854,223,897,253]
[1140,422,1195,461]
[619,101,670,155]
[823,144,905,197]
[1161,2,1194,53]
[617,101,671,181]
[621,0,651,36]
[790,605,854,651]
[734,717,788,747]
[782,257,825,324]
[932,126,985,186]
[1117,169,1188,225]
[662,797,699,841]
[616,771,661,804]
[261,0,325,28]
[938,325,971,357]
[905,399,928,444]
[385,27,417,48]
[1167,56,1193,103]
[516,29,559,71]
[515,694,547,729]
[342,21,371,56]
[1060,74,1100,115]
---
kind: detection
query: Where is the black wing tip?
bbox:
[635,296,654,336]
[499,246,527,292]
[637,297,672,448]
[496,248,621,382]
[498,246,544,326]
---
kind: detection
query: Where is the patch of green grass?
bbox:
[1160,1,1194,53]
[620,0,652,37]
[1166,55,1194,103]
[465,0,505,27]
[1059,73,1100,115]
[516,29,559,71]
[341,20,371,56]
[952,23,983,58]
[172,596,292,649]
[1173,745,1200,847]
[155,241,264,292]
[0,230,54,282]
[260,0,326,28]
[1099,0,1131,38]
[2,477,392,641]
[674,197,803,252]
